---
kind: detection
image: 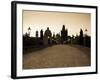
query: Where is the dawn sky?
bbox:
[23,10,91,37]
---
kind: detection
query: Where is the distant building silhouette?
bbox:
[52,32,56,39]
[44,27,52,45]
[56,33,61,44]
[65,29,68,41]
[61,25,68,44]
[40,29,43,40]
[79,29,84,45]
[52,32,57,44]
[23,25,91,50]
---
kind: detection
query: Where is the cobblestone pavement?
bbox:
[23,45,90,69]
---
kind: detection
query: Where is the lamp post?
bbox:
[84,29,88,46]
[85,29,87,35]
[28,27,31,37]
[36,30,38,38]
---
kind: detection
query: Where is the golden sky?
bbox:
[23,10,91,37]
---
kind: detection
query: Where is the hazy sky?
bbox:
[23,10,91,37]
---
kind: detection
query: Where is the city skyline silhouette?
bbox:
[23,10,91,37]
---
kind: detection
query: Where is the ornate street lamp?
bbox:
[84,29,88,46]
[28,27,31,37]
